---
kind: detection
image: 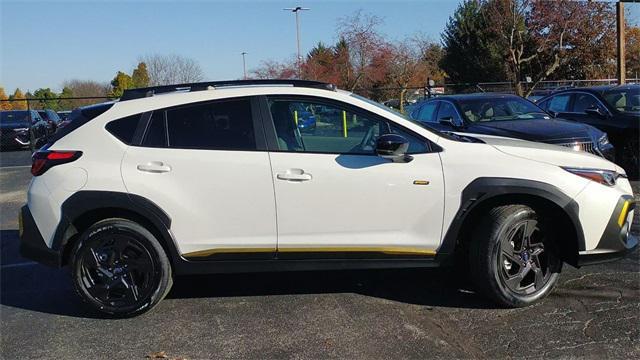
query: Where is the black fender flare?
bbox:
[52,191,181,264]
[436,177,585,263]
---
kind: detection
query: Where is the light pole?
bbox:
[241,52,248,80]
[283,6,310,78]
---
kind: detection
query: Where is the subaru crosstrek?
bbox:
[19,80,637,317]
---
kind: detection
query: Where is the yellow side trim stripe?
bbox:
[183,246,437,258]
[617,201,630,227]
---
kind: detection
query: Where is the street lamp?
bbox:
[241,52,248,80]
[283,6,310,77]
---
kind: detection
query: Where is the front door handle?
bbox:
[277,168,312,182]
[137,161,171,173]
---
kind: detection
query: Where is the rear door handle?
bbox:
[137,161,171,173]
[277,168,312,182]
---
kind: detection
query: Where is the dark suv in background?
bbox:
[37,109,63,135]
[409,93,615,161]
[0,110,49,151]
[537,84,639,178]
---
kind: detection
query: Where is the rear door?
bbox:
[263,96,445,258]
[121,97,277,259]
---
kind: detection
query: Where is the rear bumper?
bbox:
[19,205,62,267]
[578,196,637,266]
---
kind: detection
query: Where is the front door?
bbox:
[264,96,445,258]
[121,97,277,258]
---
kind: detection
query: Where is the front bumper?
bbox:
[578,196,637,266]
[0,131,30,148]
[19,205,62,267]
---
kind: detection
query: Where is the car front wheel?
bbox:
[71,218,173,317]
[469,205,562,307]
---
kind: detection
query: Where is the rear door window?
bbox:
[165,98,256,150]
[547,94,572,112]
[416,102,438,123]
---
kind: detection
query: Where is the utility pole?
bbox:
[616,1,626,85]
[283,6,310,78]
[241,52,248,80]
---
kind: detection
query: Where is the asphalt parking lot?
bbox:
[1,149,638,359]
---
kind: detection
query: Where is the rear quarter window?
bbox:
[105,114,143,144]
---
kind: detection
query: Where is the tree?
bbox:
[32,88,59,110]
[440,0,507,84]
[626,26,640,79]
[9,88,27,110]
[131,62,150,88]
[442,0,617,96]
[61,79,111,108]
[58,87,74,111]
[337,10,387,91]
[110,71,134,98]
[0,87,11,110]
[139,54,205,85]
[250,59,297,79]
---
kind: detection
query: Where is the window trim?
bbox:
[260,94,438,156]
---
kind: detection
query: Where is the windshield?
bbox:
[0,111,31,125]
[603,88,640,114]
[458,97,549,122]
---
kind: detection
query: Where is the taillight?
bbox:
[31,150,82,176]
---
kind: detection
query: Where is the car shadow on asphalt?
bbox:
[1,228,496,319]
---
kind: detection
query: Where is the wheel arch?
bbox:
[53,191,180,267]
[438,178,585,267]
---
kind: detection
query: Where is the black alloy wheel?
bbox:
[498,219,554,295]
[72,219,172,317]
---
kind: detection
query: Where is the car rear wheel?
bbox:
[469,205,562,307]
[71,219,172,317]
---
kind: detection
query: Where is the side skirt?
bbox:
[173,257,441,275]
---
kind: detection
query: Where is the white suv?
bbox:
[19,80,637,317]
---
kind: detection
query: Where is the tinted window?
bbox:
[547,94,571,112]
[572,93,600,113]
[105,114,142,144]
[268,98,428,154]
[416,102,438,123]
[143,111,167,147]
[436,102,458,121]
[166,98,255,150]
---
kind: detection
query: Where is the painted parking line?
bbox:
[1,261,38,269]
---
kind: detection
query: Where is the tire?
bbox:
[71,218,173,317]
[469,205,562,307]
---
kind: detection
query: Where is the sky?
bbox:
[0,0,465,93]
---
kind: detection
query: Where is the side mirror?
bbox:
[584,107,606,118]
[375,134,412,163]
[439,116,462,128]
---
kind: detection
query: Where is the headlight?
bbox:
[13,128,29,132]
[597,134,610,148]
[563,167,624,186]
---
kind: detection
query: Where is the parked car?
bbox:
[409,93,614,161]
[19,80,636,317]
[57,111,72,127]
[38,109,63,134]
[537,85,640,178]
[0,110,49,151]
